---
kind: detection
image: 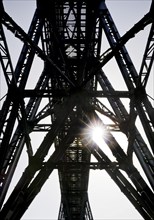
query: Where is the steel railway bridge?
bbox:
[0,0,154,219]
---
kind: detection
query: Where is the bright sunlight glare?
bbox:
[92,126,104,143]
[82,117,106,147]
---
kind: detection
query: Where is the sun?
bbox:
[81,117,105,146]
[92,126,104,143]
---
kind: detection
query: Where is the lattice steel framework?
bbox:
[0,0,154,219]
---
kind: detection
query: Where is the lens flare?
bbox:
[81,118,105,146]
[92,126,104,143]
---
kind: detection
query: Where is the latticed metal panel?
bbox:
[0,0,154,219]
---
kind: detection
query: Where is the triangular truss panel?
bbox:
[0,0,154,219]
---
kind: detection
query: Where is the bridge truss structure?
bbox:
[0,0,154,219]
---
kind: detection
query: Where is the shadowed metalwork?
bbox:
[0,0,154,219]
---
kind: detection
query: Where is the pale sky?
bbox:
[1,0,153,219]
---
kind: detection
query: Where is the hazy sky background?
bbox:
[1,0,153,219]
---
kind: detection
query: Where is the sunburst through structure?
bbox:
[0,0,154,219]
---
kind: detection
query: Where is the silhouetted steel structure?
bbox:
[0,0,154,219]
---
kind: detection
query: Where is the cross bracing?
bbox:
[0,0,154,219]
